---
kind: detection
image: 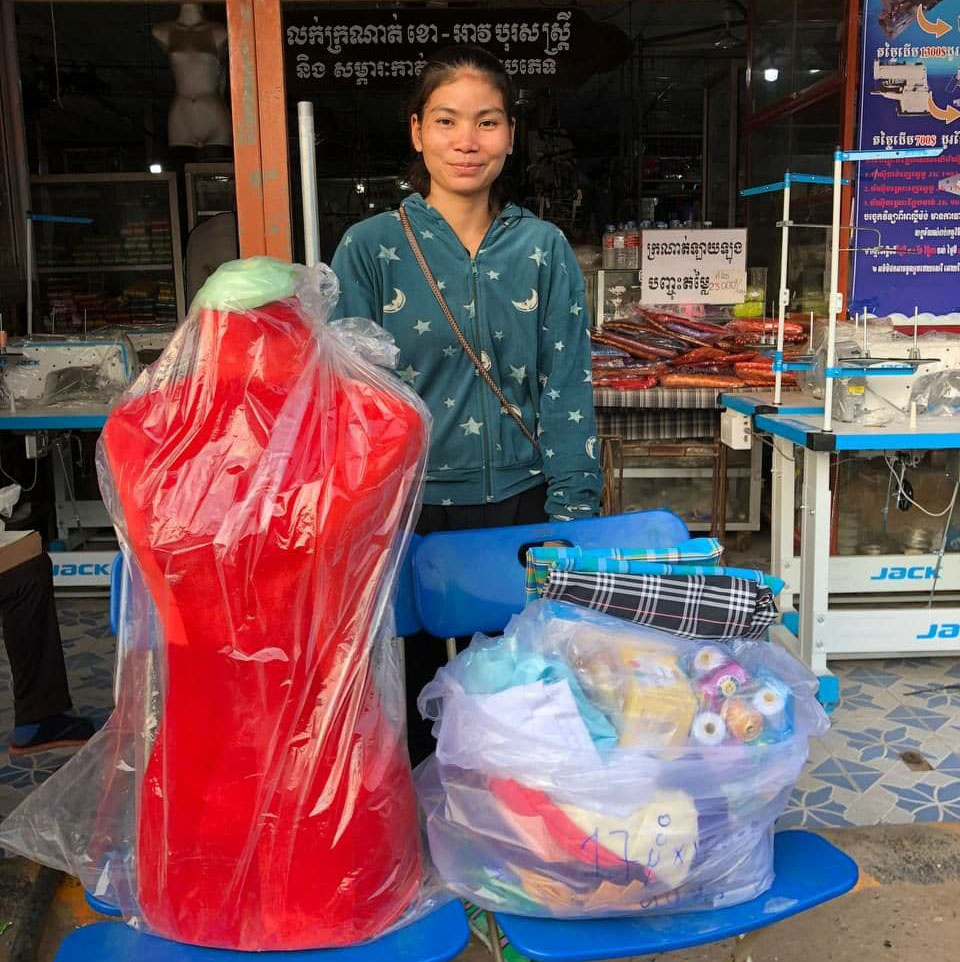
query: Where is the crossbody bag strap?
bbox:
[397,206,539,450]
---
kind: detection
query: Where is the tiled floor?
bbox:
[0,599,115,821]
[780,657,960,827]
[1,600,958,828]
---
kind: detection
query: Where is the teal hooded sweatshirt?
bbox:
[330,193,601,520]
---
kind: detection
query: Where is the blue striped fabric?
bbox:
[524,538,724,603]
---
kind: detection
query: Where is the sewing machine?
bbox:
[878,0,946,40]
[872,60,930,116]
[2,335,139,407]
[0,334,157,587]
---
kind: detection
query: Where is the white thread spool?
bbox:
[752,685,787,730]
[692,711,726,746]
[691,646,729,678]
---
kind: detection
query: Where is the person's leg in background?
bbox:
[404,485,548,767]
[0,553,94,755]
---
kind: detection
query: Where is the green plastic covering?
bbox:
[191,257,301,313]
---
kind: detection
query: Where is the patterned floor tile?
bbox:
[836,682,901,713]
[835,724,922,764]
[880,803,920,825]
[843,665,905,688]
[805,731,847,768]
[808,756,886,793]
[883,657,939,671]
[884,704,952,733]
[779,787,845,829]
[1,600,114,819]
[885,781,960,822]
[900,685,960,713]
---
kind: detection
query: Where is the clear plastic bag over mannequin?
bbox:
[0,258,437,950]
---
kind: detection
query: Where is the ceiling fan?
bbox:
[641,2,747,52]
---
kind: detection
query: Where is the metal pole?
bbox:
[25,216,33,336]
[2,1,30,275]
[297,101,320,267]
[727,60,739,227]
[823,153,844,433]
[775,175,791,405]
[701,85,709,224]
[799,449,831,676]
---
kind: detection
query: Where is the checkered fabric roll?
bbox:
[540,570,777,641]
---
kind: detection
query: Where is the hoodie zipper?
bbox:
[419,198,506,502]
[468,213,504,504]
[470,255,494,503]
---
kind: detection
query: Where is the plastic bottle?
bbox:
[613,224,627,269]
[624,221,640,270]
[602,225,617,269]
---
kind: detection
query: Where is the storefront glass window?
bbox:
[745,92,840,313]
[750,0,843,114]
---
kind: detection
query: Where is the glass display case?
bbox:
[613,444,762,534]
[185,163,236,232]
[584,269,642,328]
[30,173,185,331]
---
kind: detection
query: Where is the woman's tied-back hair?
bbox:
[406,45,517,212]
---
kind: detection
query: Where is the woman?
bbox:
[331,45,601,764]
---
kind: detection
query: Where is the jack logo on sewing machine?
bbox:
[52,562,111,578]
[870,566,936,581]
[916,624,960,640]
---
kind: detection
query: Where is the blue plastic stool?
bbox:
[84,891,124,918]
[490,830,857,961]
[55,901,470,961]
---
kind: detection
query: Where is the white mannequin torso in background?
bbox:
[152,4,231,148]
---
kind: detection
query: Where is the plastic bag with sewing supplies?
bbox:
[416,599,828,918]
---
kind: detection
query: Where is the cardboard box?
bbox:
[0,530,42,575]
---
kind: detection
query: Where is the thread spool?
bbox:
[698,662,749,709]
[691,711,726,746]
[723,699,764,743]
[752,682,789,735]
[690,645,730,678]
[753,684,786,716]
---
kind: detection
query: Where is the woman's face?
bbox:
[410,69,515,203]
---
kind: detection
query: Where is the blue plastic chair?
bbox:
[413,509,688,637]
[395,534,424,637]
[491,832,856,962]
[56,901,469,961]
[409,511,859,962]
